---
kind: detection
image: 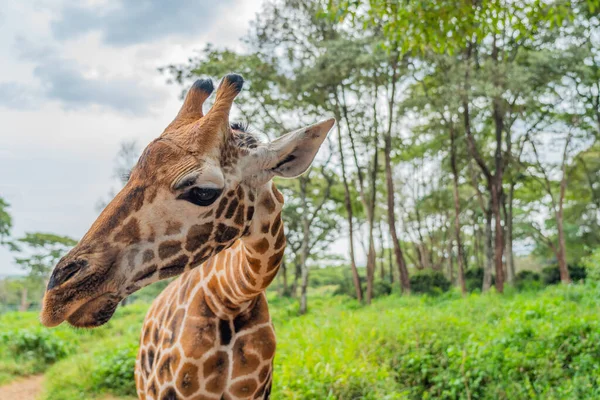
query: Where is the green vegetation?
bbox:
[1,284,600,399]
[0,303,147,387]
[1,0,600,399]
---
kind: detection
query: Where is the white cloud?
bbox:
[0,0,264,275]
[51,0,238,46]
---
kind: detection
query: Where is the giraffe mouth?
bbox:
[65,292,121,328]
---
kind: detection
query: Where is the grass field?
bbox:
[1,284,599,399]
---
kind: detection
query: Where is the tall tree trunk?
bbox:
[505,183,516,284]
[338,86,377,302]
[19,286,29,312]
[474,219,482,271]
[365,148,379,304]
[384,72,410,295]
[450,126,467,295]
[556,205,570,284]
[447,233,454,285]
[280,260,289,296]
[483,205,494,292]
[414,206,430,270]
[335,117,363,301]
[388,233,394,283]
[531,132,573,284]
[298,175,312,314]
[299,205,311,314]
[290,262,300,298]
[463,38,504,293]
[557,135,572,284]
[378,221,386,280]
[490,34,506,294]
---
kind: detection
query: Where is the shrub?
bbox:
[372,280,392,297]
[409,271,451,295]
[333,276,359,297]
[90,343,137,397]
[333,277,391,299]
[464,268,489,292]
[542,264,586,285]
[582,248,600,283]
[569,264,587,282]
[515,270,543,291]
[0,329,74,365]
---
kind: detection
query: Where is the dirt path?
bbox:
[0,375,44,400]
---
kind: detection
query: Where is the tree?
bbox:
[279,159,342,313]
[12,233,77,310]
[157,0,600,304]
[523,128,579,284]
[14,233,77,282]
[0,196,13,247]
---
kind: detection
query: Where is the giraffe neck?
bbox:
[203,182,285,318]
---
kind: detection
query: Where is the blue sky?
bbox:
[0,0,263,275]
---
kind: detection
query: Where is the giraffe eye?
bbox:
[178,187,222,206]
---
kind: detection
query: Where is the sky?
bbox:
[0,0,265,276]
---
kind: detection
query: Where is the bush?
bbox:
[542,264,586,285]
[333,277,391,299]
[582,248,600,283]
[569,264,587,282]
[91,344,137,397]
[410,271,451,295]
[464,268,489,292]
[333,275,360,298]
[372,280,392,297]
[515,270,543,291]
[0,329,74,365]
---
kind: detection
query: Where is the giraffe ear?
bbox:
[267,118,335,178]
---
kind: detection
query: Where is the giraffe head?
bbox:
[40,74,334,328]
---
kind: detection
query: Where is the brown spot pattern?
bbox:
[260,194,275,213]
[225,198,239,219]
[270,213,282,236]
[268,249,285,271]
[159,254,188,279]
[114,218,141,244]
[260,223,270,234]
[177,362,200,396]
[215,197,228,218]
[165,220,182,235]
[185,222,213,252]
[133,265,157,282]
[251,238,270,254]
[274,229,286,249]
[234,205,245,226]
[214,224,239,243]
[272,185,284,203]
[204,351,229,393]
[230,378,258,397]
[158,240,182,259]
[143,249,155,263]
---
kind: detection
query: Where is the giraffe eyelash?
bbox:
[231,121,250,132]
[173,176,197,191]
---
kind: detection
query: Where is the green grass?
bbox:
[1,285,599,399]
[272,286,600,399]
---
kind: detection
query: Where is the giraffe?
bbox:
[39,74,335,399]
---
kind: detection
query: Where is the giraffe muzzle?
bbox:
[47,259,88,290]
[41,253,121,327]
[66,292,121,328]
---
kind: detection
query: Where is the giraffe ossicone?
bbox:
[40,73,335,399]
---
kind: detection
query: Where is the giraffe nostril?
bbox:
[47,259,88,290]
